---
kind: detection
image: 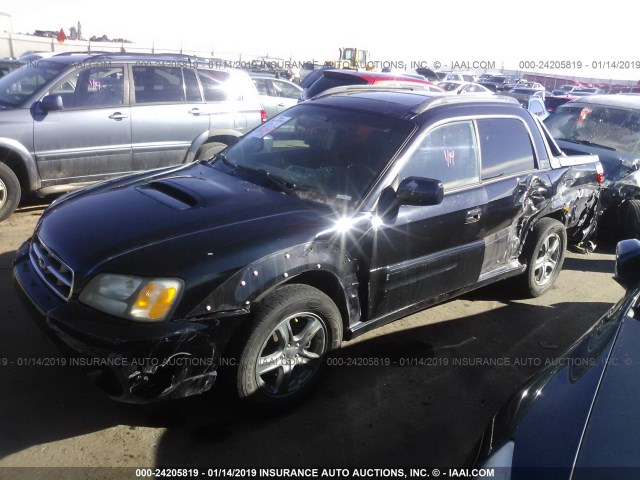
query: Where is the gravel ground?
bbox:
[0,199,625,477]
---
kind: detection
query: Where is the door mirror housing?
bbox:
[396,176,444,206]
[40,94,64,112]
[615,239,640,290]
[377,177,444,221]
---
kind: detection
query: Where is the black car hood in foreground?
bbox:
[473,288,640,478]
[573,300,640,470]
[36,162,338,294]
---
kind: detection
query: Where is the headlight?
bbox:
[616,168,640,189]
[479,440,514,480]
[79,274,183,322]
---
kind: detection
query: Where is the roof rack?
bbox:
[410,94,520,115]
[311,83,437,100]
[310,84,521,116]
[52,50,114,56]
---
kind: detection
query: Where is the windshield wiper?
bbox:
[212,152,234,168]
[213,154,297,195]
[245,167,299,195]
[556,138,617,151]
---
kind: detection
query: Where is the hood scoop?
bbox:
[136,176,229,210]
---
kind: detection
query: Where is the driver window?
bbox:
[400,121,479,191]
[50,67,125,108]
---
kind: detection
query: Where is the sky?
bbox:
[1,0,639,81]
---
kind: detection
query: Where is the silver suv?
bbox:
[0,52,266,221]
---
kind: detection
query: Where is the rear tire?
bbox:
[0,163,21,222]
[235,284,342,410]
[519,218,566,297]
[195,142,227,161]
[624,199,640,240]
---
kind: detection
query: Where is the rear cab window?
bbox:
[477,118,536,179]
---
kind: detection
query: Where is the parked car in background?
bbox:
[443,72,476,82]
[14,90,601,410]
[525,96,549,120]
[545,94,575,113]
[505,87,546,100]
[471,238,640,477]
[477,73,498,81]
[299,69,444,101]
[437,81,493,95]
[478,74,519,92]
[552,84,581,96]
[0,51,58,78]
[415,67,440,82]
[299,61,317,82]
[569,91,601,97]
[0,58,21,78]
[16,51,59,63]
[577,87,607,95]
[244,56,292,80]
[504,91,549,120]
[516,81,545,92]
[299,65,333,89]
[383,69,427,81]
[251,73,302,118]
[544,95,640,240]
[0,52,265,222]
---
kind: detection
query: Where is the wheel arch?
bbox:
[542,209,568,226]
[183,129,244,163]
[0,140,40,193]
[189,242,361,335]
[518,215,567,297]
[269,270,352,335]
[520,210,567,251]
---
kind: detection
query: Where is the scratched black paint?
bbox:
[14,92,602,403]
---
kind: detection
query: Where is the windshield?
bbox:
[213,104,414,208]
[545,103,640,154]
[0,60,67,107]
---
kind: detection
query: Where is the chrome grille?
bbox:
[29,236,75,301]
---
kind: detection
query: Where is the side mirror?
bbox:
[242,136,264,154]
[40,94,63,112]
[376,177,444,222]
[396,176,444,206]
[614,239,640,290]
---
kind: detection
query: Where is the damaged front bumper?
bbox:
[12,241,245,403]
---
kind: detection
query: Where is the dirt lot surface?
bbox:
[0,200,625,477]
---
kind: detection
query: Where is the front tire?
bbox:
[519,218,567,297]
[0,163,21,222]
[195,142,227,161]
[623,199,640,240]
[236,284,342,409]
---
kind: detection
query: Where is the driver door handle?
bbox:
[108,112,128,121]
[465,208,482,224]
